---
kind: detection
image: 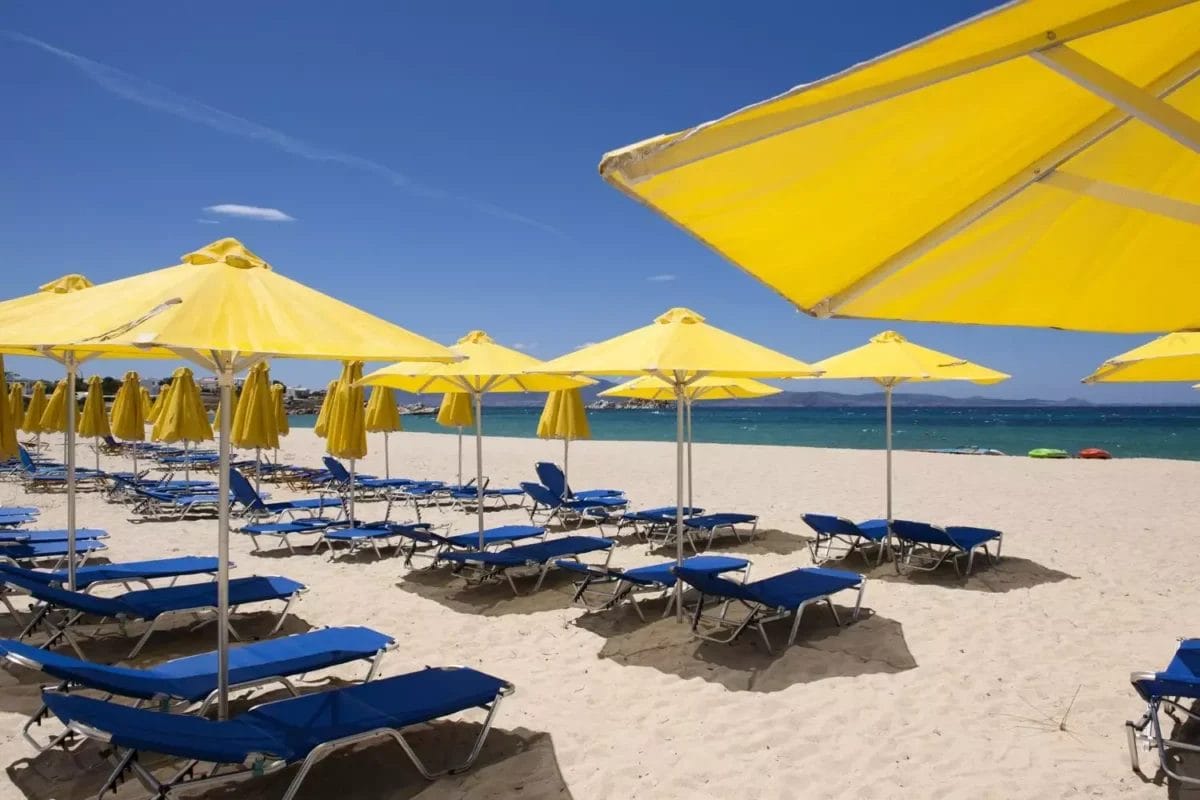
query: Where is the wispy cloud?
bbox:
[647,274,676,282]
[5,31,563,237]
[205,204,295,222]
[195,218,220,225]
[511,342,537,352]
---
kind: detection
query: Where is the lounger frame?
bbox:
[566,561,751,622]
[455,546,613,595]
[1126,676,1200,785]
[893,525,1003,576]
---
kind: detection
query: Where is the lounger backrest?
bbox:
[2,572,123,616]
[888,519,949,546]
[673,566,757,603]
[519,482,561,509]
[18,447,35,472]
[801,513,861,537]
[0,562,45,584]
[227,469,264,510]
[534,462,569,499]
[322,457,351,483]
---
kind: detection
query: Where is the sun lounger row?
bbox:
[802,514,1003,576]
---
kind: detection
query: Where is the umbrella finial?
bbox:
[655,307,705,325]
[458,330,494,345]
[182,238,269,270]
[38,274,94,294]
[871,330,906,343]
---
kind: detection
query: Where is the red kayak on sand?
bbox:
[1078,448,1112,460]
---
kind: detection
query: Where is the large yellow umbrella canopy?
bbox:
[312,380,338,438]
[23,382,49,435]
[540,308,816,608]
[0,358,17,459]
[8,383,23,431]
[152,367,214,444]
[436,392,474,484]
[812,330,1009,522]
[109,372,146,442]
[599,2,1200,334]
[602,376,781,508]
[272,383,289,437]
[231,362,278,451]
[363,331,588,541]
[39,378,72,434]
[1083,332,1200,383]
[365,386,402,478]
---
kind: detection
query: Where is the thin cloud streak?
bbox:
[5,31,564,238]
[206,204,295,222]
[647,274,676,282]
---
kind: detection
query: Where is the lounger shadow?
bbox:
[574,606,916,693]
[856,556,1077,592]
[397,569,579,617]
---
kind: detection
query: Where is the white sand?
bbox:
[0,428,1196,799]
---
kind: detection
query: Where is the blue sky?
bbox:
[0,1,1191,403]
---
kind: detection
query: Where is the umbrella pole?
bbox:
[349,459,356,525]
[563,437,569,486]
[65,357,77,590]
[456,426,463,486]
[216,364,233,720]
[384,431,390,479]
[184,439,190,483]
[885,382,898,570]
[255,447,261,494]
[474,391,485,549]
[686,397,693,511]
[674,383,685,621]
[94,436,100,472]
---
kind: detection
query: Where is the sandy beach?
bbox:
[0,428,1196,799]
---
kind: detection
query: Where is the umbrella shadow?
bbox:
[574,601,915,692]
[6,722,571,800]
[642,528,810,559]
[827,553,1078,593]
[396,569,577,616]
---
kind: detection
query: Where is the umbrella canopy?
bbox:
[8,383,23,430]
[272,383,289,437]
[1084,332,1200,382]
[139,386,152,419]
[147,384,167,423]
[152,367,214,444]
[0,358,16,459]
[39,378,72,434]
[601,375,782,401]
[365,386,403,433]
[109,372,146,442]
[312,380,338,438]
[363,331,588,543]
[537,388,591,486]
[436,391,474,485]
[327,362,367,460]
[539,308,817,617]
[598,2,1200,333]
[812,331,1008,523]
[23,382,49,434]
[602,375,780,508]
[231,362,278,451]
[78,376,110,438]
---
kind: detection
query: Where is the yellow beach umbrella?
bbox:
[109,371,146,475]
[602,375,780,508]
[153,367,214,481]
[140,386,152,420]
[813,331,1008,523]
[0,238,456,718]
[0,358,17,460]
[78,375,110,470]
[1084,332,1200,383]
[539,307,817,614]
[147,383,167,423]
[8,383,23,432]
[536,389,591,486]
[362,331,588,544]
[23,381,49,438]
[599,2,1200,334]
[312,380,338,438]
[272,383,289,437]
[39,378,74,463]
[365,386,402,478]
[327,361,367,522]
[436,392,474,485]
[231,362,277,490]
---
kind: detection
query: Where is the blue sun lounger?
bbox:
[6,626,395,751]
[889,519,1003,576]
[319,522,441,559]
[237,518,339,554]
[43,665,514,800]
[520,483,626,529]
[0,513,38,527]
[0,556,220,591]
[10,573,306,658]
[535,462,625,502]
[802,514,892,565]
[229,468,344,520]
[0,528,107,544]
[1127,639,1200,785]
[358,523,545,567]
[616,506,706,536]
[556,554,750,620]
[0,506,39,517]
[0,539,107,568]
[673,565,866,653]
[439,535,614,594]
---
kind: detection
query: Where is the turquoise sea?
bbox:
[291,405,1200,461]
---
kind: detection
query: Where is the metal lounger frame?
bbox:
[1126,679,1200,785]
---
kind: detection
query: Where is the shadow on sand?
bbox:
[574,600,916,693]
[396,568,577,616]
[819,550,1077,593]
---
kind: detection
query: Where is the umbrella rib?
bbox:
[811,45,1200,319]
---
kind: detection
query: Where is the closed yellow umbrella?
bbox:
[110,371,146,474]
[0,358,16,460]
[1084,332,1200,383]
[599,2,1200,334]
[39,378,73,463]
[147,383,167,423]
[539,307,817,615]
[312,380,338,438]
[536,389,591,486]
[436,392,473,484]
[602,376,781,508]
[78,375,110,471]
[812,331,1008,523]
[23,382,49,445]
[272,383,289,465]
[8,383,23,432]
[153,367,214,481]
[362,331,589,544]
[231,362,277,490]
[0,238,456,719]
[139,386,152,420]
[365,386,402,478]
[327,361,367,522]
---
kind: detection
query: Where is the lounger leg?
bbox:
[128,618,160,658]
[267,593,299,636]
[852,580,865,621]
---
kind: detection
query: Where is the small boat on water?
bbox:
[921,447,1006,456]
[1077,447,1112,459]
[1028,448,1070,459]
